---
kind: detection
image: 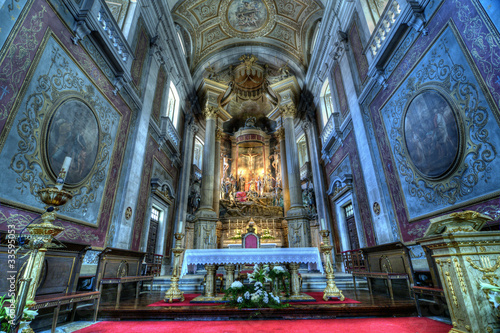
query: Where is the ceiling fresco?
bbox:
[171,0,324,82]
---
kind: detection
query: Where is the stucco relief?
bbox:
[228,0,268,33]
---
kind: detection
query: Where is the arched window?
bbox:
[166,81,180,128]
[320,80,334,127]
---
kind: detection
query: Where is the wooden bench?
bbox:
[95,247,153,310]
[343,242,415,299]
[0,237,100,333]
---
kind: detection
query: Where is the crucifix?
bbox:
[240,148,259,175]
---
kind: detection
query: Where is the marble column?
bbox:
[213,129,222,217]
[281,104,311,247]
[282,105,303,210]
[174,121,198,233]
[198,106,218,212]
[275,129,290,213]
[302,119,331,235]
[195,106,218,249]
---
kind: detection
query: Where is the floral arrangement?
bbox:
[1,296,38,333]
[480,282,500,309]
[223,264,289,309]
[268,265,290,296]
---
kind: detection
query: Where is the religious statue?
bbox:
[244,116,257,128]
[222,154,230,179]
[238,173,245,192]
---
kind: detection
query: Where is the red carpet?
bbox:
[148,292,360,307]
[74,317,452,333]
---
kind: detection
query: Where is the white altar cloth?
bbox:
[180,247,323,276]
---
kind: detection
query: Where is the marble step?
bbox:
[145,272,367,293]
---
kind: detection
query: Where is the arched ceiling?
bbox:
[171,0,324,87]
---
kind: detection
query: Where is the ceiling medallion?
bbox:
[220,0,277,39]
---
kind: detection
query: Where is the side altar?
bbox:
[181,247,324,302]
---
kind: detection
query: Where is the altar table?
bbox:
[181,248,324,301]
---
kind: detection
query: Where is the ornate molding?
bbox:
[281,103,296,119]
[203,105,218,119]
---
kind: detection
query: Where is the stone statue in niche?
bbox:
[187,177,201,215]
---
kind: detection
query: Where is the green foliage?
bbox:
[1,295,12,333]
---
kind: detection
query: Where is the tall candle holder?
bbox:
[164,233,185,303]
[319,229,345,301]
[12,187,72,333]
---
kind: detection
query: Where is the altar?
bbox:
[181,247,324,302]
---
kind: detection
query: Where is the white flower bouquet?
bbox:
[223,265,289,309]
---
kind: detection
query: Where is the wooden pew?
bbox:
[343,242,415,299]
[95,247,153,310]
[0,237,100,333]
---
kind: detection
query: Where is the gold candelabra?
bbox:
[320,229,345,301]
[164,233,185,303]
[13,187,72,333]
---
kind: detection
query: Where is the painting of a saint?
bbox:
[228,0,268,33]
[404,90,460,179]
[46,99,100,185]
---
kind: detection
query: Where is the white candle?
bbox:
[321,218,327,230]
[55,156,72,190]
[177,220,183,233]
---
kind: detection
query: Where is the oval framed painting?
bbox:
[403,89,461,180]
[45,98,100,186]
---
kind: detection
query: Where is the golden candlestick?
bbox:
[320,229,345,301]
[12,187,72,333]
[164,233,185,303]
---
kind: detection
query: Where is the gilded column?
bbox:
[281,103,311,248]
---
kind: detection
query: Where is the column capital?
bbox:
[215,128,224,142]
[188,123,199,134]
[301,119,312,132]
[274,127,286,141]
[281,103,297,119]
[203,105,219,119]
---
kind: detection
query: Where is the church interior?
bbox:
[0,0,499,332]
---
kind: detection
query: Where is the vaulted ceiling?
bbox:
[170,0,324,88]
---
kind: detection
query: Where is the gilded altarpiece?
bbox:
[367,0,500,242]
